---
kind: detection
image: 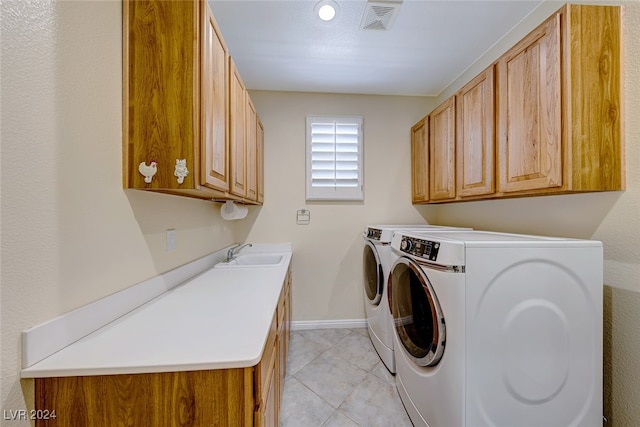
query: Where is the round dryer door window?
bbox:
[389,257,446,367]
[363,241,383,305]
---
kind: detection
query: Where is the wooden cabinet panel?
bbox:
[254,313,277,404]
[278,273,291,407]
[255,335,278,427]
[246,98,258,201]
[123,0,198,190]
[411,118,429,203]
[566,4,624,191]
[35,369,253,427]
[497,13,562,193]
[201,4,229,191]
[429,98,456,201]
[456,67,495,198]
[257,119,265,204]
[256,359,277,427]
[229,59,247,197]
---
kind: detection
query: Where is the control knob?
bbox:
[401,238,414,252]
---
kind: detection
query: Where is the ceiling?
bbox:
[208,0,543,97]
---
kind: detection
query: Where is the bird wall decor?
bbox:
[138,161,157,183]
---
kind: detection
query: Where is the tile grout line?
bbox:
[290,329,364,426]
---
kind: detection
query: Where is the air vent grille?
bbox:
[360,1,402,31]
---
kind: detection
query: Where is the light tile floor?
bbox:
[280,328,413,427]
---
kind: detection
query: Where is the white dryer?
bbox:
[362,225,470,374]
[388,230,603,427]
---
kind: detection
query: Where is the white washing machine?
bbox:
[362,224,471,374]
[388,230,603,427]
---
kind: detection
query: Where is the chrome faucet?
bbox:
[226,243,252,262]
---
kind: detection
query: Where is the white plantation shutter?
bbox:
[306,116,364,201]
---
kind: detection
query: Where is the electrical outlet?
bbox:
[166,229,176,252]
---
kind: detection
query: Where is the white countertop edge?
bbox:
[21,357,263,379]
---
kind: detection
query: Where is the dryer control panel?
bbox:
[366,228,382,240]
[400,237,440,261]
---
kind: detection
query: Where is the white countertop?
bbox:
[21,249,292,378]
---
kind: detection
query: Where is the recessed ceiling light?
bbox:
[314,0,339,22]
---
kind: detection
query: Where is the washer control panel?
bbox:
[366,228,382,240]
[400,237,440,261]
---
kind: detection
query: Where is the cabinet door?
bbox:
[411,118,429,203]
[257,119,265,204]
[278,287,289,407]
[456,67,495,198]
[229,59,246,197]
[255,338,278,427]
[246,98,258,201]
[429,98,456,201]
[261,349,278,427]
[124,0,198,189]
[201,4,229,191]
[497,13,562,193]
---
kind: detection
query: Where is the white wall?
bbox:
[1,1,238,419]
[431,2,640,424]
[238,91,436,322]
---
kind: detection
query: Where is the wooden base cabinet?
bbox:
[411,3,624,204]
[33,269,293,427]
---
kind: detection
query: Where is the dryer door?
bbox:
[389,256,446,366]
[363,240,384,306]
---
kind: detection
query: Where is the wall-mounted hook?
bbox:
[174,159,189,184]
[138,161,157,183]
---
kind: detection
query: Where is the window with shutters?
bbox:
[306,115,364,201]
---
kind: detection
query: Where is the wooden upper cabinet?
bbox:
[229,58,247,197]
[411,117,429,203]
[496,4,624,195]
[410,4,623,205]
[429,97,456,201]
[456,66,495,198]
[201,3,230,192]
[497,13,562,193]
[246,97,258,201]
[123,0,264,205]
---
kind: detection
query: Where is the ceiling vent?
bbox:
[360,1,402,31]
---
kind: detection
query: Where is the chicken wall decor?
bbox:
[138,161,157,183]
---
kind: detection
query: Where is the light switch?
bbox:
[166,229,176,252]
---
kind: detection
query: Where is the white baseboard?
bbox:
[291,319,367,331]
